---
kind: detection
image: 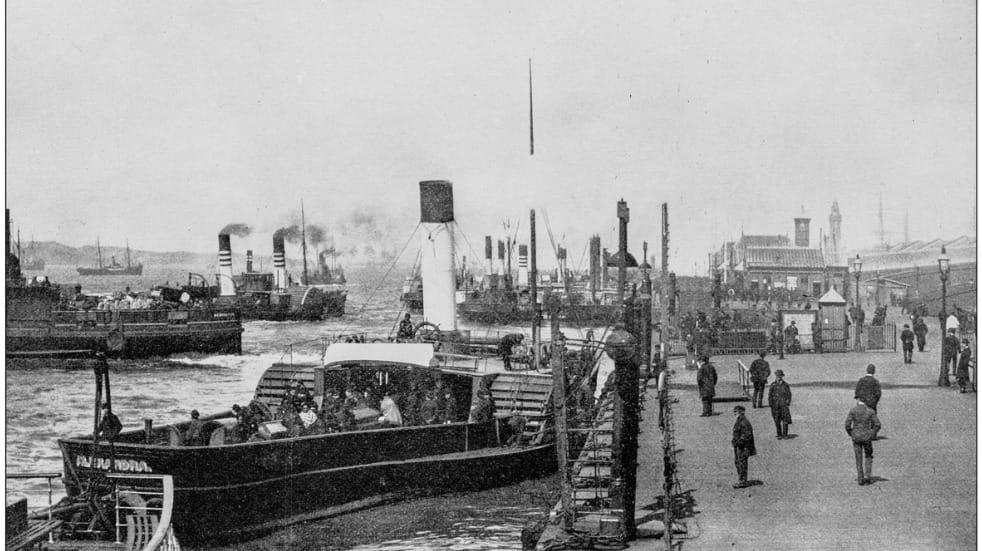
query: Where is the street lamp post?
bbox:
[938,247,951,386]
[852,254,862,352]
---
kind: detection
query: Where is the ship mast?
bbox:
[96,237,103,269]
[530,208,540,369]
[300,200,310,285]
[125,239,132,269]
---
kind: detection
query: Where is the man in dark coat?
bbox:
[768,370,792,439]
[900,324,915,364]
[97,403,123,441]
[845,398,881,485]
[696,355,718,417]
[912,316,928,352]
[397,313,415,340]
[749,351,770,408]
[943,328,961,378]
[731,405,756,488]
[854,364,881,412]
[955,339,973,393]
[183,410,205,446]
[498,333,525,371]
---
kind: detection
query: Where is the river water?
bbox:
[6,264,601,550]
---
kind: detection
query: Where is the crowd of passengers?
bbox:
[221,377,497,443]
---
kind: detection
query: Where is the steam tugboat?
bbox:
[4,210,243,358]
[215,231,347,321]
[53,182,603,543]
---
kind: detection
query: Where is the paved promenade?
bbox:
[630,325,977,550]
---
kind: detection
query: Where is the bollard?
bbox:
[606,327,640,540]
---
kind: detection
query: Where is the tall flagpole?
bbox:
[529,58,534,156]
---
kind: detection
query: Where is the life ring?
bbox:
[106,329,126,353]
[117,490,147,518]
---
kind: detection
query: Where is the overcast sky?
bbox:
[6,0,976,275]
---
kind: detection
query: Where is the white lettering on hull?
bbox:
[75,455,153,473]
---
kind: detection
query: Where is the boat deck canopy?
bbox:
[322,343,439,369]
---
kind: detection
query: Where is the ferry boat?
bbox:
[5,210,243,358]
[53,182,603,544]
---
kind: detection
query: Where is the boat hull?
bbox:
[59,421,554,543]
[458,301,621,325]
[76,265,144,276]
[6,310,243,358]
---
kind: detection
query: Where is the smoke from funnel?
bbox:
[273,225,303,243]
[306,224,328,245]
[220,223,252,237]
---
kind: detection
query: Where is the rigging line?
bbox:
[335,222,422,337]
[449,221,486,271]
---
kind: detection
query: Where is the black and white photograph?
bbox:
[4,2,977,550]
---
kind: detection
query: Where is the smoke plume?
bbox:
[273,225,303,242]
[220,223,252,237]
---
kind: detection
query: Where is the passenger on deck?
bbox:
[420,390,439,424]
[232,404,256,442]
[97,403,123,441]
[505,410,528,446]
[468,388,496,424]
[498,334,524,371]
[402,383,423,425]
[299,403,318,431]
[397,313,415,340]
[379,391,403,426]
[183,410,205,446]
[440,388,458,424]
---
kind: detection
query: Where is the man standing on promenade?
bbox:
[900,324,915,364]
[943,328,961,378]
[845,398,881,485]
[749,350,770,408]
[854,364,881,412]
[731,405,756,488]
[696,355,717,417]
[955,339,973,393]
[768,370,792,439]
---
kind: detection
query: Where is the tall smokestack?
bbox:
[273,235,287,289]
[497,240,505,275]
[484,236,493,278]
[218,234,235,297]
[794,218,811,247]
[419,180,457,330]
[246,250,254,273]
[518,244,529,288]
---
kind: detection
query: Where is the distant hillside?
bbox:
[12,241,412,271]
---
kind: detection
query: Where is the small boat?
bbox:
[77,239,144,276]
[6,352,182,551]
[52,182,603,544]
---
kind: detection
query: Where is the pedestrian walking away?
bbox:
[845,398,882,485]
[749,350,770,408]
[854,364,882,413]
[900,324,915,364]
[913,315,928,352]
[768,370,792,439]
[731,405,756,488]
[696,355,718,417]
[956,339,973,393]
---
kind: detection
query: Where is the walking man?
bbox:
[913,315,928,352]
[749,350,770,408]
[845,398,881,485]
[854,364,882,412]
[955,339,973,393]
[731,405,756,488]
[696,355,718,417]
[768,370,792,439]
[900,324,915,364]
